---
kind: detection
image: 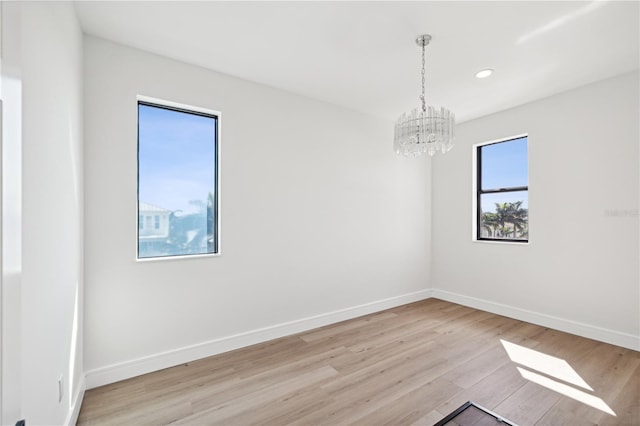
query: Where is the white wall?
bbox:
[1,3,23,423]
[431,71,639,350]
[14,2,84,425]
[83,37,431,386]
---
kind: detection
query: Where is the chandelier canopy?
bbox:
[394,34,455,157]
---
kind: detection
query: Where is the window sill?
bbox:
[472,239,530,246]
[136,252,221,262]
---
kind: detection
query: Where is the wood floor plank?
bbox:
[441,344,512,389]
[535,343,640,425]
[217,386,335,425]
[494,380,563,425]
[411,409,448,426]
[78,299,639,426]
[290,365,459,425]
[597,362,640,426]
[299,311,398,343]
[187,347,346,413]
[435,361,529,417]
[353,377,462,425]
[171,365,339,425]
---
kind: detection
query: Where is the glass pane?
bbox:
[479,191,528,240]
[138,103,217,258]
[481,137,528,190]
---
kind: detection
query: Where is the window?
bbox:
[137,98,219,259]
[475,135,528,242]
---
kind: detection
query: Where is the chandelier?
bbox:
[394,34,455,157]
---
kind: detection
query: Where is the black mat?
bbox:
[434,401,518,426]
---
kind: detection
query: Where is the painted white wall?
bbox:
[0,2,4,421]
[83,37,431,383]
[1,2,24,423]
[431,71,639,349]
[17,2,84,424]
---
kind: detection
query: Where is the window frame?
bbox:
[136,95,221,261]
[473,134,529,244]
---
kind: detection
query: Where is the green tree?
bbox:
[492,201,528,239]
[481,212,499,237]
[505,201,527,238]
[166,192,214,254]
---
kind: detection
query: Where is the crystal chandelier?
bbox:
[394,34,455,157]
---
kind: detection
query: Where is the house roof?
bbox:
[139,202,171,213]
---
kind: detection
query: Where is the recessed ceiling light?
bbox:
[475,69,494,79]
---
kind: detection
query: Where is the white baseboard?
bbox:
[85,289,433,389]
[65,377,85,426]
[84,287,638,390]
[431,289,640,351]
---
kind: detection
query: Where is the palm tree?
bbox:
[504,201,528,238]
[493,202,510,237]
[481,212,499,237]
[493,201,528,239]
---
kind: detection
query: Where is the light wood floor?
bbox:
[78,299,640,425]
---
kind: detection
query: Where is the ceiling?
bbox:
[74,1,639,123]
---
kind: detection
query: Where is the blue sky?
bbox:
[480,137,528,213]
[138,104,216,215]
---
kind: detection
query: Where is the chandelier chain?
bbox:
[420,41,426,112]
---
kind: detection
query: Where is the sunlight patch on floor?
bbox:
[500,339,616,416]
[517,367,615,416]
[500,339,592,390]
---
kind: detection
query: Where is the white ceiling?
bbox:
[74,1,639,123]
